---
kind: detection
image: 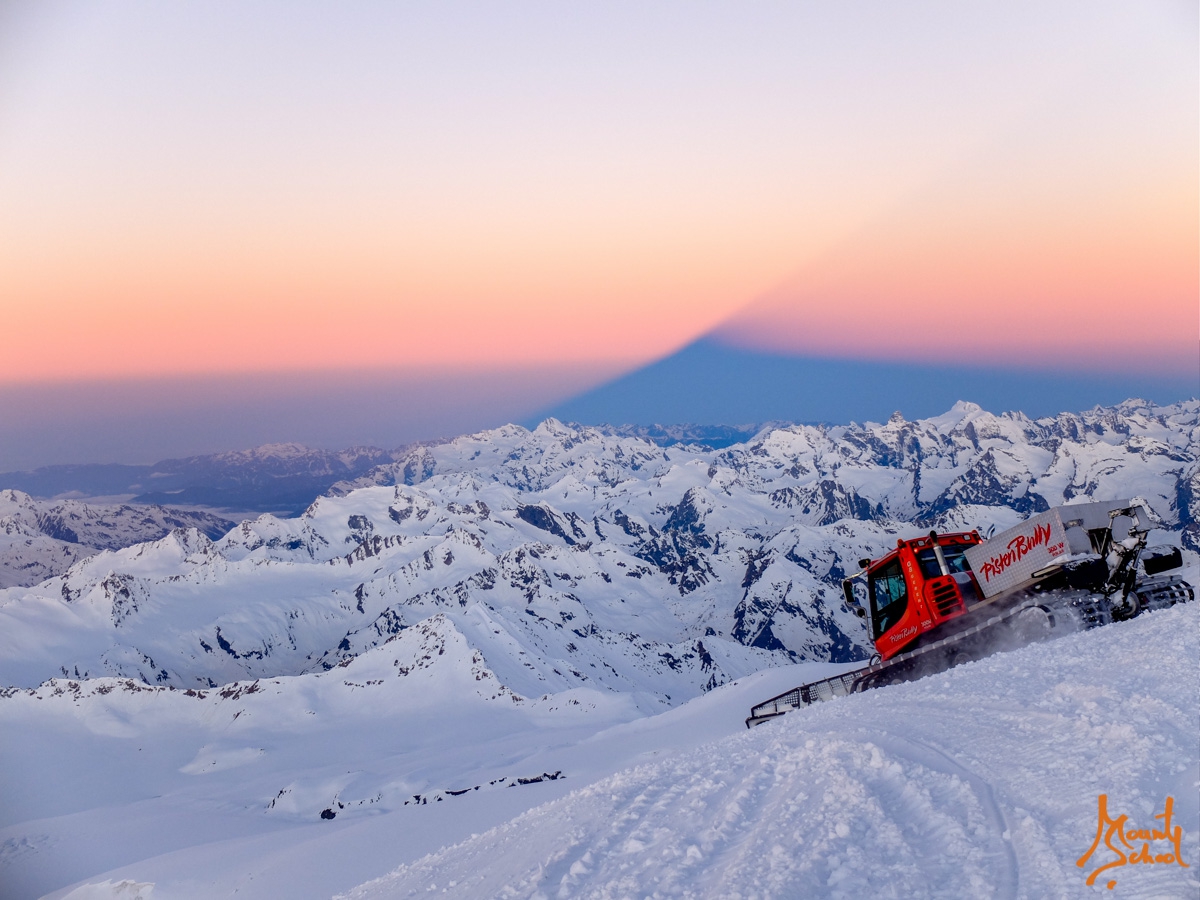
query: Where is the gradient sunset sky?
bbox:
[0,2,1196,465]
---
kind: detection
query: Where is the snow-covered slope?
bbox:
[0,490,233,589]
[7,593,1194,899]
[339,601,1200,900]
[0,401,1196,705]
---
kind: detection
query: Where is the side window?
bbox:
[869,559,909,640]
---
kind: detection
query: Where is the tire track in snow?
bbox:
[698,731,1012,899]
[339,604,1199,900]
[537,772,690,896]
[865,731,1019,900]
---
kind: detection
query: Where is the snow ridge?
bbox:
[0,400,1196,709]
[0,489,233,589]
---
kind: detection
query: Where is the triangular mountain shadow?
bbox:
[533,339,1196,427]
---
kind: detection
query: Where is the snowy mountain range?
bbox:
[0,490,234,589]
[1,398,1197,898]
[1,399,1195,699]
[0,443,396,516]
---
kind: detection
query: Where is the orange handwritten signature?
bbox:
[1077,794,1189,889]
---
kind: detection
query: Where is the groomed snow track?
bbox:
[339,601,1199,900]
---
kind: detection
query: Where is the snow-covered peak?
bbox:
[922,399,985,433]
[232,442,314,460]
[532,417,573,437]
[0,488,38,515]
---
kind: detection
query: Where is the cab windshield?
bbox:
[916,543,971,579]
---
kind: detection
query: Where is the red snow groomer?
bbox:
[746,499,1193,727]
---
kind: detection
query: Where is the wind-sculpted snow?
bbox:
[0,401,1196,707]
[340,602,1200,900]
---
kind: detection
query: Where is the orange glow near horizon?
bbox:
[1,2,1195,385]
[1,219,811,380]
[716,99,1199,376]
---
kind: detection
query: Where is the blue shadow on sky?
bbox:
[537,339,1199,427]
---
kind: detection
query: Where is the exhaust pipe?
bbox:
[929,530,950,576]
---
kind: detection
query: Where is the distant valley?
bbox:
[0,443,397,516]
